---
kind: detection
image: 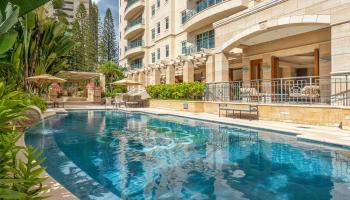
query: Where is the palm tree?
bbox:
[98,61,124,92]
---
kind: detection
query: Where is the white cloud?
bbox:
[91,0,102,3]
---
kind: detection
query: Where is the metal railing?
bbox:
[204,75,350,106]
[183,0,225,23]
[125,39,144,52]
[125,16,144,32]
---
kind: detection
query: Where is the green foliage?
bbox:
[98,61,124,92]
[0,0,50,17]
[146,82,205,100]
[52,0,64,9]
[0,3,19,55]
[0,7,75,90]
[102,91,121,98]
[28,95,47,112]
[69,3,99,71]
[99,8,117,63]
[0,132,48,199]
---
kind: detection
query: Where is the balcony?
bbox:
[182,0,248,32]
[124,17,145,40]
[125,0,145,21]
[124,39,145,59]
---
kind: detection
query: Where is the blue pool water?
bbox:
[25,111,350,200]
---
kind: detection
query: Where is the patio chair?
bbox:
[240,88,261,102]
[126,95,142,108]
[55,97,69,108]
[113,95,126,108]
[289,85,320,102]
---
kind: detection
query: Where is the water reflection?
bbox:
[25,111,350,200]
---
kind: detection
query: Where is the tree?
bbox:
[99,8,117,63]
[69,3,99,71]
[86,3,99,70]
[0,6,75,90]
[98,61,124,92]
[70,3,88,71]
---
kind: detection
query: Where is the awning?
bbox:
[57,71,102,82]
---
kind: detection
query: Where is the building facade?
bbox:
[46,0,91,22]
[119,0,350,106]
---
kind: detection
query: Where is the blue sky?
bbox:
[92,0,119,34]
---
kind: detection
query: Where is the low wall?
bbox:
[149,99,350,128]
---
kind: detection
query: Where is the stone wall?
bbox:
[149,99,350,128]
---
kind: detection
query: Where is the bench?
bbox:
[219,103,259,120]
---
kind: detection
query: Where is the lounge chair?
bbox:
[126,95,142,108]
[240,88,261,102]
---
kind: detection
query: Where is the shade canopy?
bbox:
[26,74,67,83]
[57,71,101,82]
[111,79,141,86]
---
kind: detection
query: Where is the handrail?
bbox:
[125,0,141,12]
[125,17,144,32]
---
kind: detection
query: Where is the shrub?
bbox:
[146,82,205,100]
[28,95,47,112]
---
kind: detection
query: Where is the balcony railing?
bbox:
[125,16,144,32]
[125,39,144,52]
[125,0,140,11]
[204,75,350,106]
[183,0,225,24]
[129,62,143,70]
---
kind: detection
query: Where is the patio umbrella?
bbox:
[26,74,67,100]
[26,74,67,83]
[111,79,141,86]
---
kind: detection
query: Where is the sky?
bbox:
[92,0,119,34]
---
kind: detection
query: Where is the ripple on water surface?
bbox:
[25,111,350,200]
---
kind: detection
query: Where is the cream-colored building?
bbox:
[119,0,350,106]
[47,0,90,22]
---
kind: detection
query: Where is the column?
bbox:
[138,71,145,89]
[183,61,194,82]
[152,68,160,85]
[242,57,250,87]
[262,54,272,102]
[166,65,175,84]
[319,43,331,104]
[206,55,215,83]
[331,5,350,106]
[214,52,230,101]
[214,52,229,82]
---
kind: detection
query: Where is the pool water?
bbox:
[25,111,350,200]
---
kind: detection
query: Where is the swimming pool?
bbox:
[25,110,350,200]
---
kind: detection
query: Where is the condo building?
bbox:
[46,0,91,22]
[119,0,350,106]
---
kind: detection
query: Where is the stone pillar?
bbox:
[331,5,350,106]
[166,65,175,84]
[183,61,194,82]
[213,52,230,101]
[138,71,145,89]
[99,74,106,92]
[262,54,272,102]
[242,57,251,87]
[206,55,215,83]
[214,52,229,82]
[152,68,161,85]
[319,43,331,104]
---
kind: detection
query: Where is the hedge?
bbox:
[146,82,205,100]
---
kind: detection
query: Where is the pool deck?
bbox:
[35,105,350,199]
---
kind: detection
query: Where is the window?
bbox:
[152,52,156,63]
[151,28,155,40]
[130,58,143,69]
[151,5,155,16]
[157,0,160,8]
[165,17,169,30]
[181,41,187,55]
[165,45,169,57]
[181,10,187,24]
[157,22,160,34]
[157,48,160,60]
[196,30,215,51]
